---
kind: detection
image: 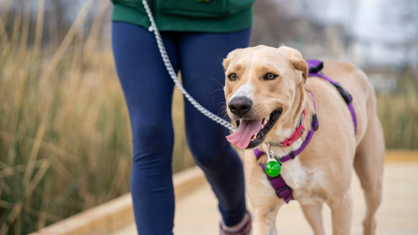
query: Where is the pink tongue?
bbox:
[226,119,263,149]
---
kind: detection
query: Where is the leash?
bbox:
[141,0,237,132]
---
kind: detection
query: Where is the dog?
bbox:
[223,45,385,235]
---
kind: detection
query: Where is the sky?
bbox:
[318,0,417,67]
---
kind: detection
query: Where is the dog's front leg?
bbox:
[328,190,353,235]
[252,202,282,235]
[245,151,284,235]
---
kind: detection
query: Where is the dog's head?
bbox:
[224,46,309,149]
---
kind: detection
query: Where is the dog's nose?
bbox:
[228,96,252,116]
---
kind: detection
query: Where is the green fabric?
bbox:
[111,0,255,33]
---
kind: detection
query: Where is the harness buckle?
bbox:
[308,61,324,73]
[333,82,353,105]
[312,113,319,131]
[290,151,295,159]
[276,186,292,198]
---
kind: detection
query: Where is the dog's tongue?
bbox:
[226,119,263,149]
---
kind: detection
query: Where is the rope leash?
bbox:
[142,0,236,132]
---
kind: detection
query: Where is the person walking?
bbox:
[110,1,255,234]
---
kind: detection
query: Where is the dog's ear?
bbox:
[278,46,308,83]
[223,49,242,71]
[290,59,308,84]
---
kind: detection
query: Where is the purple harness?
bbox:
[307,59,357,134]
[253,59,357,203]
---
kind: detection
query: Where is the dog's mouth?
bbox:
[226,108,282,149]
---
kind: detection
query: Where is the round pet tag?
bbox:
[265,160,281,177]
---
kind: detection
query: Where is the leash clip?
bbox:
[266,142,284,164]
[266,143,276,160]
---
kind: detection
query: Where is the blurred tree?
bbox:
[381,0,418,71]
[251,0,305,47]
[251,0,357,61]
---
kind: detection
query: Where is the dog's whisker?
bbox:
[211,88,224,94]
[218,105,228,117]
[211,78,225,88]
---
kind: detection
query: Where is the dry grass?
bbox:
[0,0,416,234]
[376,72,418,149]
[0,1,194,234]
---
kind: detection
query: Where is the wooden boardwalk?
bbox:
[110,161,418,235]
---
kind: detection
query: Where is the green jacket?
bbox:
[111,0,256,33]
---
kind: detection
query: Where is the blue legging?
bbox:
[112,22,251,234]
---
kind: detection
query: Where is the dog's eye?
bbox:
[264,73,278,80]
[228,73,237,81]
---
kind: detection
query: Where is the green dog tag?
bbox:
[265,160,281,177]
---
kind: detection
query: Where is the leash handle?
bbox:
[142,0,237,132]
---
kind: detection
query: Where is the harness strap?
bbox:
[306,59,357,135]
[271,92,317,162]
[254,149,293,203]
[277,121,316,163]
[254,124,313,203]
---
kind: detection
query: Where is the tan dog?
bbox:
[223,45,385,235]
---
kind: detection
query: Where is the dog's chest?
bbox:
[281,158,326,205]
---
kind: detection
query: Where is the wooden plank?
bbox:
[385,150,418,162]
[173,166,206,198]
[30,166,205,235]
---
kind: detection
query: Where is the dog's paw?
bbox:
[257,154,268,166]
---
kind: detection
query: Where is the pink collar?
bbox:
[270,109,306,147]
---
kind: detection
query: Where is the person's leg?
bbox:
[178,28,252,227]
[112,22,179,235]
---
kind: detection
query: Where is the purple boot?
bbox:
[220,211,252,235]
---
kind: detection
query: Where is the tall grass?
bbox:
[376,71,418,149]
[0,0,417,234]
[0,1,193,234]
